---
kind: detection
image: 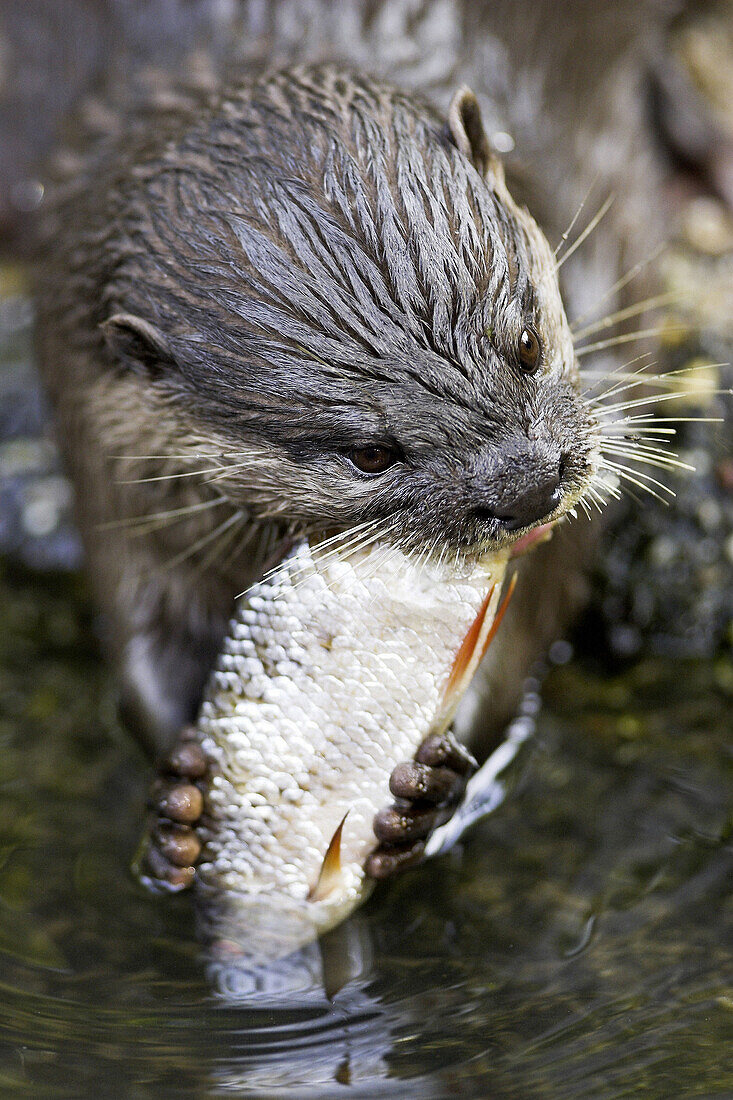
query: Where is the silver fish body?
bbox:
[195,540,510,958]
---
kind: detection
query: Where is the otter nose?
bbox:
[473,448,564,531]
[493,469,562,530]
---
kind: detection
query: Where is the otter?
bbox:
[18,0,693,879]
[37,59,604,876]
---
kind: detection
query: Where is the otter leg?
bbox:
[135,728,207,893]
[365,731,477,880]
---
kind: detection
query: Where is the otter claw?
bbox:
[164,739,207,779]
[367,731,477,879]
[389,761,466,804]
[153,820,202,867]
[149,778,203,824]
[415,731,477,776]
[136,726,207,894]
[373,802,453,844]
[137,841,196,893]
[364,840,426,880]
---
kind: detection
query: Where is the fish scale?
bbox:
[195,539,509,956]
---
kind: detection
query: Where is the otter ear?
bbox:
[101,313,176,376]
[446,86,505,186]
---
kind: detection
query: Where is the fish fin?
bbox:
[441,584,495,705]
[476,571,517,666]
[309,813,348,902]
[437,572,519,730]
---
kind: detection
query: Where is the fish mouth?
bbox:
[467,519,555,569]
[508,520,556,559]
[304,509,560,583]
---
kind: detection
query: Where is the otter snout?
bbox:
[472,442,564,532]
[491,471,561,530]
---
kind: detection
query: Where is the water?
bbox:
[0,560,730,1098]
[1,75,732,1087]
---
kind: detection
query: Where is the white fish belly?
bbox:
[196,542,508,931]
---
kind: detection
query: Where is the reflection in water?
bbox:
[198,902,374,1002]
[0,561,731,1098]
[201,919,401,1094]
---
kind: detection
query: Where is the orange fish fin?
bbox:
[476,571,517,666]
[309,812,348,902]
[442,584,495,704]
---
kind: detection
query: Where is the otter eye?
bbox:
[518,326,541,373]
[348,446,398,475]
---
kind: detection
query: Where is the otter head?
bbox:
[102,66,599,566]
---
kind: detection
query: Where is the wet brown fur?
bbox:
[32,1,665,756]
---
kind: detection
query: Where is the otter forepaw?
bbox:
[135,727,207,894]
[365,731,477,880]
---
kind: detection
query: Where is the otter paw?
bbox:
[365,731,477,880]
[136,727,207,894]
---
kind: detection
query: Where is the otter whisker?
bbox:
[118,461,259,486]
[411,537,434,577]
[312,518,386,557]
[572,290,682,340]
[603,415,724,426]
[576,325,686,357]
[556,192,615,270]
[111,452,251,461]
[282,524,388,586]
[591,469,638,505]
[162,508,245,573]
[337,516,402,568]
[96,495,227,534]
[598,437,677,455]
[570,243,666,331]
[581,483,607,513]
[310,519,392,572]
[581,364,661,378]
[601,426,679,438]
[580,353,655,398]
[600,450,694,475]
[581,367,670,384]
[590,371,700,408]
[313,517,404,598]
[118,468,227,485]
[600,440,689,464]
[597,458,675,502]
[599,455,679,491]
[252,518,380,593]
[358,532,406,588]
[593,385,729,416]
[257,516,400,601]
[553,173,600,258]
[589,471,622,501]
[192,509,248,579]
[204,463,272,486]
[583,363,660,406]
[587,362,728,408]
[588,371,662,407]
[599,433,685,456]
[599,440,695,471]
[576,495,593,519]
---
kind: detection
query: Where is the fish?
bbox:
[192,538,515,962]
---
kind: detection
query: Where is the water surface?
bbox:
[0,561,730,1098]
